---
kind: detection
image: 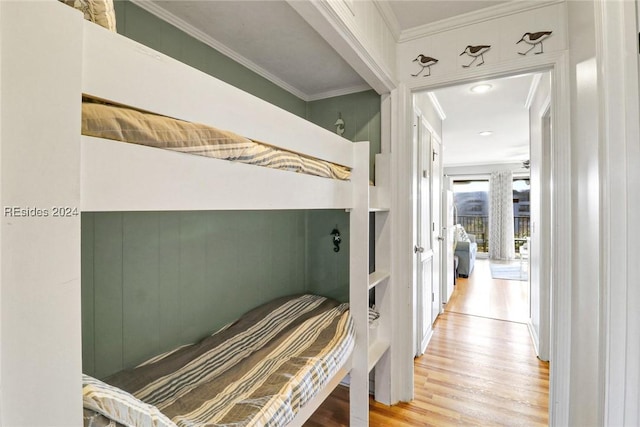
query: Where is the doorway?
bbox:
[412,70,553,361]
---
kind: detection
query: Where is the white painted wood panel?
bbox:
[81,137,353,212]
[82,21,354,168]
[397,3,567,84]
[348,141,370,425]
[1,2,83,425]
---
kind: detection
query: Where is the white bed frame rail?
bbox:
[81,20,359,212]
[1,2,371,426]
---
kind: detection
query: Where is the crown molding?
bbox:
[130,0,311,101]
[427,92,446,121]
[399,0,565,43]
[307,84,373,101]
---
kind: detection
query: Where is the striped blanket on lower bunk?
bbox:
[83,294,354,427]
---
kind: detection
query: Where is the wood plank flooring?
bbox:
[446,259,529,323]
[305,259,549,426]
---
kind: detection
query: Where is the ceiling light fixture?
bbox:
[478,131,493,136]
[470,83,493,93]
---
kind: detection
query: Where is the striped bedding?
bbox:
[83,294,354,427]
[81,101,351,180]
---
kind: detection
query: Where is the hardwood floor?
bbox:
[447,258,529,323]
[305,258,549,426]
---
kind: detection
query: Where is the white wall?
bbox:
[567,2,601,424]
[397,3,567,80]
[1,3,83,425]
[596,0,640,424]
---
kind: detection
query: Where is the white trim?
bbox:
[596,0,640,425]
[130,0,312,101]
[391,82,416,402]
[306,84,373,101]
[394,51,572,426]
[398,0,564,43]
[427,92,446,121]
[527,319,541,357]
[524,73,543,109]
[287,0,396,95]
[444,159,530,168]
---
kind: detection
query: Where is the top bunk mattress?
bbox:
[82,101,351,181]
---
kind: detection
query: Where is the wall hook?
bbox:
[330,228,341,252]
[334,113,345,136]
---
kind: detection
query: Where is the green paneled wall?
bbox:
[305,211,351,303]
[82,210,308,378]
[307,90,382,181]
[114,1,307,117]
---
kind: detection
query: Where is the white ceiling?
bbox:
[141,0,527,166]
[387,1,507,31]
[145,0,369,100]
[142,0,511,100]
[431,73,535,167]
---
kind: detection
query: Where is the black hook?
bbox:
[330,228,341,252]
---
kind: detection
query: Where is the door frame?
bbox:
[391,51,572,426]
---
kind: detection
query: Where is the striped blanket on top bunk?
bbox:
[81,101,351,180]
[83,294,354,427]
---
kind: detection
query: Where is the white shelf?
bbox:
[369,186,390,212]
[368,339,390,372]
[368,270,391,290]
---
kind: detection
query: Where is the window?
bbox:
[453,180,489,252]
[453,178,531,253]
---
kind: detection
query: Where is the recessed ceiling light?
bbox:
[470,83,493,93]
[479,131,493,136]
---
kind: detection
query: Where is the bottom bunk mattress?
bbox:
[83,294,354,427]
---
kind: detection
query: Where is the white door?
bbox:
[431,139,442,323]
[416,117,434,355]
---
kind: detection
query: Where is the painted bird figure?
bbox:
[411,54,438,77]
[459,45,491,68]
[517,31,553,55]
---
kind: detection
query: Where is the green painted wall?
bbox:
[82,210,354,378]
[82,210,308,378]
[307,90,382,181]
[114,1,307,117]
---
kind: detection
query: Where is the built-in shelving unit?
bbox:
[366,151,392,405]
[369,154,391,212]
[367,339,391,372]
[368,270,390,290]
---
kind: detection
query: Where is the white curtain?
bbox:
[489,171,515,260]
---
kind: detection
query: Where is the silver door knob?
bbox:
[437,236,445,241]
[414,245,424,253]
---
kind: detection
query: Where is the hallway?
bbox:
[447,258,529,323]
[305,258,549,426]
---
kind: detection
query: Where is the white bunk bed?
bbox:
[0,1,372,426]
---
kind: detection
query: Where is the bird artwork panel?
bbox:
[459,45,491,68]
[411,54,438,77]
[517,31,553,55]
